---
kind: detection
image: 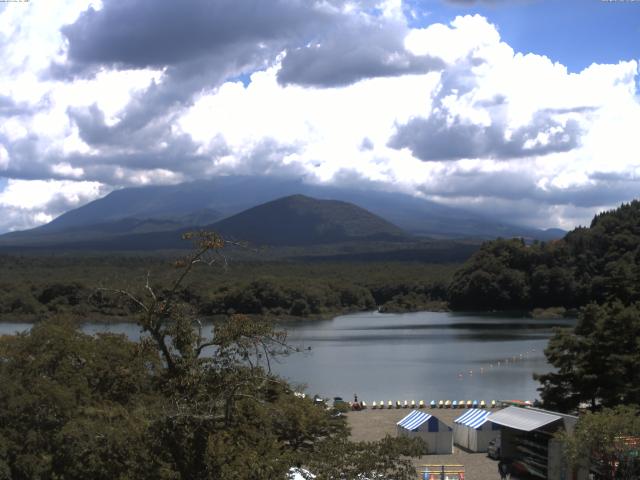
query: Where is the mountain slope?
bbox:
[0,177,566,248]
[211,194,406,246]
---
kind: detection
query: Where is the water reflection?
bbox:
[276,311,573,402]
[0,311,572,403]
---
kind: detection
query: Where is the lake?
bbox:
[0,311,573,404]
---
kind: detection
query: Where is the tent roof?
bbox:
[454,409,492,429]
[488,406,561,432]
[397,410,432,431]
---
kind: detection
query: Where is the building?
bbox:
[488,406,588,480]
[453,409,500,452]
[397,410,453,454]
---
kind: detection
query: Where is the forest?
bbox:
[448,200,640,311]
[0,255,454,322]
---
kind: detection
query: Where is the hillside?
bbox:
[0,195,415,251]
[448,200,640,310]
[0,176,565,243]
[211,194,406,246]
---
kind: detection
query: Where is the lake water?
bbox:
[0,311,573,403]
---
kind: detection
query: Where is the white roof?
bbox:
[488,406,561,432]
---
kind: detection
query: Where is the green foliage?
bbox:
[560,406,640,480]
[0,234,426,479]
[0,318,160,480]
[449,200,640,311]
[0,255,458,321]
[535,302,640,412]
[306,435,427,480]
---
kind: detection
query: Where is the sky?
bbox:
[0,0,638,233]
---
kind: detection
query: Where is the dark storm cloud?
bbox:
[389,110,582,161]
[59,0,333,72]
[58,0,444,88]
[277,12,445,87]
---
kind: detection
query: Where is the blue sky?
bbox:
[406,0,640,73]
[0,0,639,233]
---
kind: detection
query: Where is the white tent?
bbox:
[396,410,453,454]
[453,409,499,452]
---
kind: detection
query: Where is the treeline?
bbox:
[448,200,640,311]
[0,257,455,321]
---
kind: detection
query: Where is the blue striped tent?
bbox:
[453,409,500,452]
[397,411,453,454]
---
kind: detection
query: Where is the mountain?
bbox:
[212,194,406,246]
[0,176,565,248]
[0,195,408,251]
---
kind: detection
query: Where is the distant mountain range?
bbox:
[0,176,565,251]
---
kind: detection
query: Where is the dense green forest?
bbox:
[448,201,640,311]
[0,255,455,322]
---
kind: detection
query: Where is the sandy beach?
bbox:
[347,407,507,480]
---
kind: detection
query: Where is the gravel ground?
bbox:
[347,407,521,480]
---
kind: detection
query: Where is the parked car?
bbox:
[487,438,501,460]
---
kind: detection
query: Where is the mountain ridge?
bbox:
[0,176,566,248]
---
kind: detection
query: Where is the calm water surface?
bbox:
[277,311,574,403]
[0,311,573,403]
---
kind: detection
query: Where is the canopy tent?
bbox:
[453,409,500,452]
[397,410,453,454]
